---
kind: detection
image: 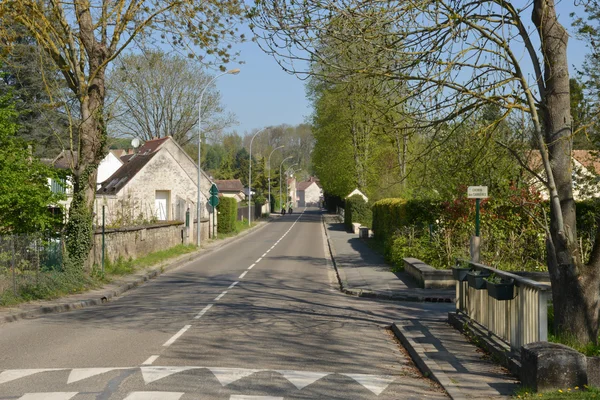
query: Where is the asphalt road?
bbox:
[0,208,451,399]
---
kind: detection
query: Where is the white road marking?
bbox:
[262,252,268,257]
[123,392,184,400]
[208,367,262,386]
[256,258,262,263]
[342,373,396,395]
[276,370,328,389]
[194,304,213,319]
[247,264,255,270]
[162,325,191,347]
[67,368,124,384]
[18,393,78,400]
[140,366,197,384]
[239,271,248,279]
[142,356,160,366]
[228,281,239,289]
[215,291,227,301]
[0,369,64,385]
[229,397,283,400]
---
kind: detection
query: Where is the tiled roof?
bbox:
[528,150,600,175]
[98,137,169,195]
[215,179,244,192]
[297,181,317,191]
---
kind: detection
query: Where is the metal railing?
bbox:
[456,261,552,352]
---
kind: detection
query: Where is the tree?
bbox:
[0,0,244,271]
[253,1,594,343]
[107,50,236,146]
[0,94,63,234]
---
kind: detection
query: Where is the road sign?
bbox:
[209,183,219,196]
[209,195,219,207]
[467,186,488,199]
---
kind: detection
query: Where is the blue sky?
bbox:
[215,2,591,137]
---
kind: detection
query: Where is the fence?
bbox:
[0,234,63,301]
[456,261,552,352]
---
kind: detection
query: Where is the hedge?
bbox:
[217,196,237,234]
[344,194,372,230]
[372,198,443,241]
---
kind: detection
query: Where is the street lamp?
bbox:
[279,156,293,213]
[248,126,269,225]
[197,68,240,247]
[285,164,298,210]
[268,145,284,213]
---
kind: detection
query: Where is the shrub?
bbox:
[344,194,372,230]
[217,197,237,234]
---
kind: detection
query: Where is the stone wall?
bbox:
[92,219,208,265]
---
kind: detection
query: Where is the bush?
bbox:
[217,197,237,234]
[372,198,407,241]
[344,194,372,230]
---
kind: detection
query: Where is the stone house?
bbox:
[296,177,323,207]
[214,179,246,202]
[96,137,213,241]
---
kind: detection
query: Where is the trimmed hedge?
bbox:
[372,198,442,241]
[344,194,372,230]
[217,196,237,234]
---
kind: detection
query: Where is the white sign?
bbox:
[467,186,488,199]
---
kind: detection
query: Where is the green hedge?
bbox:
[344,194,372,230]
[217,197,237,234]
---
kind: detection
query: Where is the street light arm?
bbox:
[248,126,271,225]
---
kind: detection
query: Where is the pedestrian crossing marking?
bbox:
[67,367,126,384]
[17,393,77,400]
[342,373,396,395]
[208,367,263,386]
[0,368,65,385]
[140,366,197,384]
[275,370,328,389]
[123,391,184,400]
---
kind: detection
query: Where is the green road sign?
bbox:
[209,183,219,196]
[209,195,219,207]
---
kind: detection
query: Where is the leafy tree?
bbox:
[0,94,63,234]
[0,0,245,271]
[253,1,596,343]
[107,50,236,147]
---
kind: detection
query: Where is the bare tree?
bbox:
[107,50,236,146]
[0,0,244,270]
[252,1,595,343]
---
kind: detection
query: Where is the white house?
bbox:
[296,177,323,207]
[96,137,214,241]
[215,179,245,202]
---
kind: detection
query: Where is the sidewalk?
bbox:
[0,217,277,324]
[322,213,520,399]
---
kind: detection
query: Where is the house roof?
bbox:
[42,150,77,170]
[527,150,600,175]
[97,137,169,195]
[215,179,244,192]
[297,180,318,191]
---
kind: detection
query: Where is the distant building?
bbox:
[297,177,323,207]
[214,179,245,202]
[346,188,368,203]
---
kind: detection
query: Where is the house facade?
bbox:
[96,137,213,241]
[214,179,245,202]
[297,177,323,207]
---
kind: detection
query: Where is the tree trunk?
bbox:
[533,0,600,343]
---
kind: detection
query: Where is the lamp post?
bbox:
[248,127,269,225]
[279,156,293,213]
[283,163,298,210]
[268,145,284,213]
[197,68,240,247]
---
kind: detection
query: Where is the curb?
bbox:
[1,216,278,324]
[391,321,467,400]
[321,214,454,303]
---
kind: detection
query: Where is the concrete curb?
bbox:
[391,321,466,400]
[321,214,454,303]
[1,216,278,324]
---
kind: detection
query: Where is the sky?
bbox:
[213,2,591,137]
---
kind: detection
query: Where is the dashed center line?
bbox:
[248,264,255,270]
[262,252,268,257]
[163,325,191,347]
[239,271,248,279]
[142,355,159,365]
[194,304,213,319]
[256,257,262,263]
[228,281,239,289]
[214,291,227,301]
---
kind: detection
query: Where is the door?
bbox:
[155,190,170,221]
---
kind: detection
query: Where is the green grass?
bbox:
[515,386,600,399]
[547,305,600,356]
[362,237,404,272]
[216,219,256,239]
[102,244,198,277]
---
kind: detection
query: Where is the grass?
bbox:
[547,305,600,356]
[215,219,256,240]
[101,244,198,278]
[515,386,600,399]
[362,237,405,272]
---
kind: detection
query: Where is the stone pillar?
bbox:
[521,342,587,392]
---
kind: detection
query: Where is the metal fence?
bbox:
[0,234,63,301]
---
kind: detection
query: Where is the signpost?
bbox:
[209,184,219,238]
[467,186,488,263]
